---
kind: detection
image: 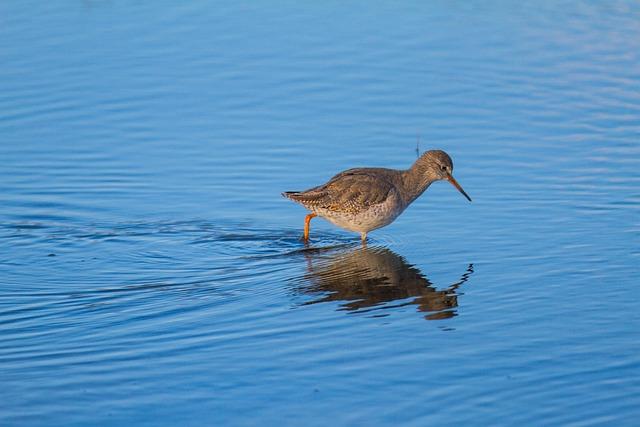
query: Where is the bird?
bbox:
[282,149,471,242]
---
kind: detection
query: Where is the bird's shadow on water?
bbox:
[290,243,474,321]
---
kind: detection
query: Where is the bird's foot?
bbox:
[360,232,367,246]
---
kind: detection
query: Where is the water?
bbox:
[1,1,639,425]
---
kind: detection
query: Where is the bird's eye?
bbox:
[440,165,446,171]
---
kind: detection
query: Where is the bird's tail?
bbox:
[282,191,300,200]
[282,190,326,206]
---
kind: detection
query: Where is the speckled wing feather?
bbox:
[283,168,397,214]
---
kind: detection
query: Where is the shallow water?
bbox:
[1,1,640,426]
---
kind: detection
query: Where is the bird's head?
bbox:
[423,150,472,202]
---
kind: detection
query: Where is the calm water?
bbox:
[2,1,639,426]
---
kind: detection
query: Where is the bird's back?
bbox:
[283,167,404,214]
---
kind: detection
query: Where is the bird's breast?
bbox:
[313,191,406,233]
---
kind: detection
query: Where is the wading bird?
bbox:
[283,150,471,242]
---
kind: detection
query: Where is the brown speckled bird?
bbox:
[283,149,471,242]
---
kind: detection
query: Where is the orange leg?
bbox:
[303,213,316,241]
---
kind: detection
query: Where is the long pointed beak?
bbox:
[446,174,472,202]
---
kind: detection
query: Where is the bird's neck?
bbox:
[400,158,439,205]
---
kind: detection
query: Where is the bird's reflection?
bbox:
[298,246,473,320]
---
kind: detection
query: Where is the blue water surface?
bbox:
[1,1,639,426]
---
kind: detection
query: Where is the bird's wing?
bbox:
[288,169,397,214]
